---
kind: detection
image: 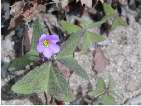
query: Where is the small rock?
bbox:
[126,95,141,105]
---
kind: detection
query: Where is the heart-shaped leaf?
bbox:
[80,18,107,29]
[88,78,105,97]
[59,57,89,80]
[8,50,39,71]
[103,3,116,17]
[82,31,105,50]
[56,89,75,103]
[112,16,127,30]
[57,32,81,59]
[12,63,51,94]
[60,20,81,34]
[98,95,116,105]
[12,63,69,98]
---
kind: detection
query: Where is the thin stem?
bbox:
[44,91,48,105]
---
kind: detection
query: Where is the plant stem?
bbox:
[44,91,48,105]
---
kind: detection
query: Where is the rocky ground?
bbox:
[70,10,141,104]
[70,10,141,105]
[102,13,141,105]
[1,0,141,105]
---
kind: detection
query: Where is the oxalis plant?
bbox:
[8,3,127,104]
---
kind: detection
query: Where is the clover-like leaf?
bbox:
[82,31,105,50]
[59,57,89,80]
[12,63,69,98]
[107,76,117,96]
[56,89,75,102]
[88,78,105,97]
[12,63,51,94]
[62,94,75,103]
[103,3,116,17]
[48,65,70,99]
[112,16,127,30]
[60,20,81,34]
[80,18,107,29]
[57,32,81,59]
[8,50,39,71]
[98,95,116,105]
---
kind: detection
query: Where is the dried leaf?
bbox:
[93,47,109,72]
[10,1,24,17]
[23,27,33,51]
[8,18,16,29]
[22,2,38,21]
[8,15,24,30]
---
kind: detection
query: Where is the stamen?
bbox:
[43,40,49,47]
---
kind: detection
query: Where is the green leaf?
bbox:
[62,94,75,103]
[12,63,51,94]
[8,50,39,71]
[112,16,127,30]
[82,31,105,50]
[107,76,117,96]
[56,89,75,102]
[12,63,69,97]
[32,19,44,50]
[103,3,116,17]
[88,78,105,97]
[60,20,81,34]
[60,57,89,80]
[80,18,107,29]
[48,65,69,98]
[98,95,116,105]
[57,32,81,59]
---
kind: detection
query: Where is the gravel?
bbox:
[69,12,141,104]
[101,13,141,104]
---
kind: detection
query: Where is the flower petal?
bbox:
[39,34,49,41]
[37,43,44,53]
[49,44,60,54]
[43,48,53,58]
[47,34,59,43]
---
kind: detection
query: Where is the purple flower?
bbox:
[37,34,60,58]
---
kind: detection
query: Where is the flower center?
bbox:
[43,40,49,47]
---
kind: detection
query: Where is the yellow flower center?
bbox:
[43,40,49,47]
